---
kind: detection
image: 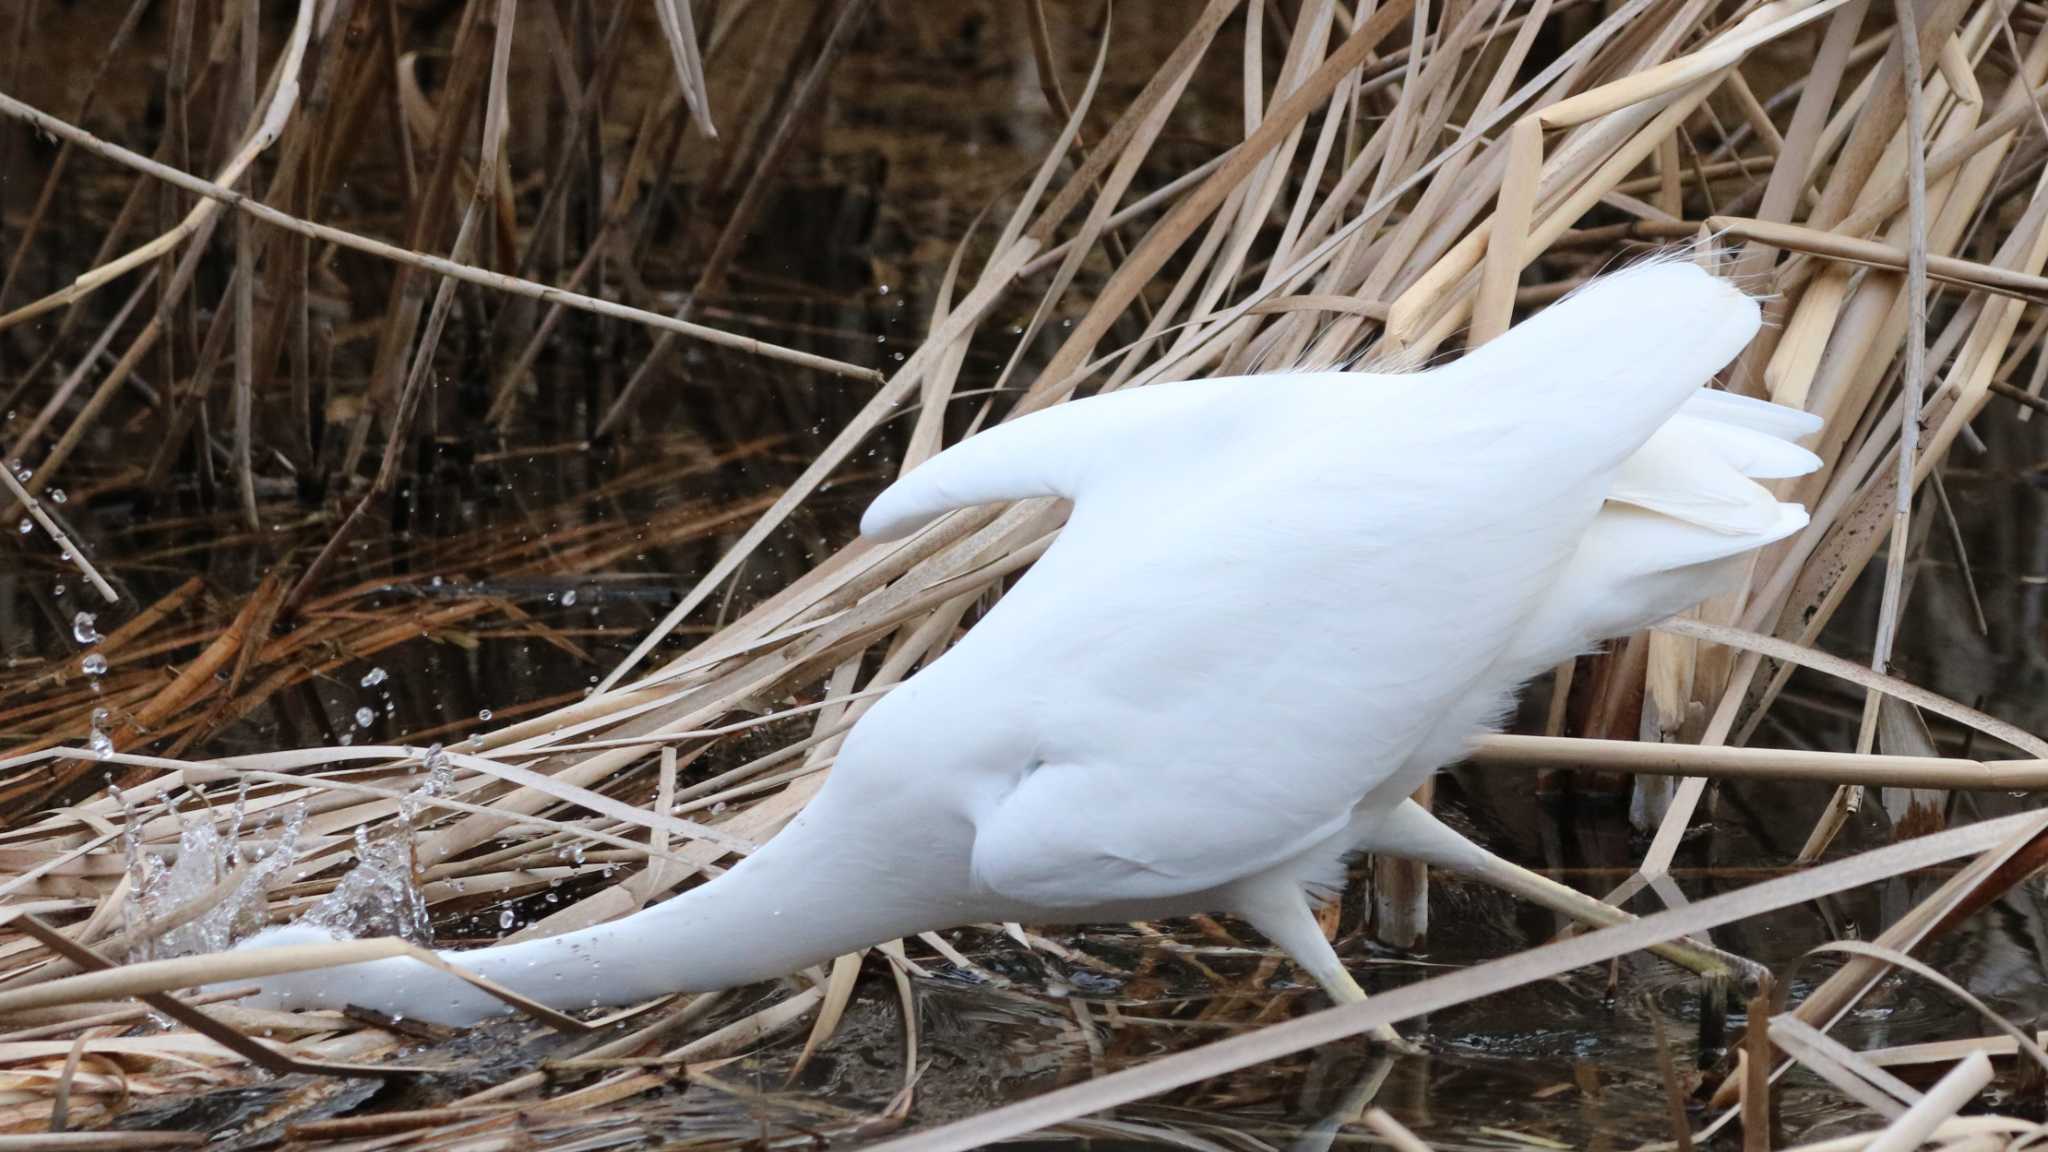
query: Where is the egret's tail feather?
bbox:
[1679,386,1822,443]
[1508,387,1818,674]
[1452,261,1763,468]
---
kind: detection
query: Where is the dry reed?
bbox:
[3,0,2048,1148]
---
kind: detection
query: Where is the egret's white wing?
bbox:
[860,377,1276,540]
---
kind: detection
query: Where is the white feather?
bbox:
[228,262,1804,1025]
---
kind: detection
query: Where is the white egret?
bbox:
[231,260,1815,1029]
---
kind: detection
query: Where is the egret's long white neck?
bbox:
[271,797,984,1025]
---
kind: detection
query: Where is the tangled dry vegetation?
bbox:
[7,0,2048,1148]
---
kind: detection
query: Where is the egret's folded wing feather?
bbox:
[1606,422,1786,534]
[1507,502,1811,677]
[1506,386,1822,673]
[859,378,1250,540]
[1680,387,1823,440]
[1662,413,1822,478]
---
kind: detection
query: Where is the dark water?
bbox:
[7,2,2048,1148]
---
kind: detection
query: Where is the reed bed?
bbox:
[4,0,2048,1148]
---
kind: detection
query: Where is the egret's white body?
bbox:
[232,261,1817,1027]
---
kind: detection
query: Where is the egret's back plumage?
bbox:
[232,262,1811,1026]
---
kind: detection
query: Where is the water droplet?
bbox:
[478,708,492,721]
[16,518,29,535]
[359,666,388,688]
[879,284,890,295]
[561,589,577,607]
[354,706,375,728]
[500,908,516,929]
[80,653,107,676]
[48,488,65,505]
[72,611,100,645]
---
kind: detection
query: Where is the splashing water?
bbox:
[398,744,454,827]
[72,611,100,644]
[119,749,452,963]
[120,785,306,963]
[301,824,431,946]
[297,746,451,946]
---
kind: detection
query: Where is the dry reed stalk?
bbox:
[1860,1051,1994,1152]
[9,1,2048,1145]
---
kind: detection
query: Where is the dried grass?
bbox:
[3,0,2048,1148]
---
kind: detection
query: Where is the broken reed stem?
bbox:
[1743,972,1776,1152]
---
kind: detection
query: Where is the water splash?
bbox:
[296,746,450,946]
[300,824,432,946]
[120,785,305,963]
[72,611,100,644]
[398,744,454,827]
